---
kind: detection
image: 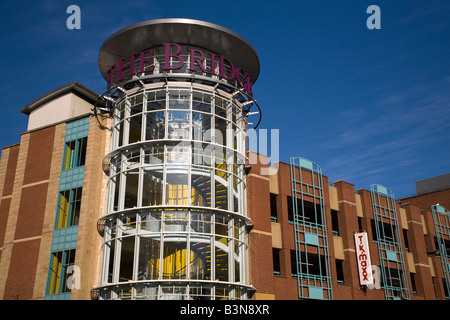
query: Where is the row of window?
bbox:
[47,135,87,297]
[269,193,450,298]
[270,193,407,244]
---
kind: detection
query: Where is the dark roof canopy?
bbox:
[98,18,260,83]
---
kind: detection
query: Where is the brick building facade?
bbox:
[247,153,449,300]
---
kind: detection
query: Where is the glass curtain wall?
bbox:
[98,84,249,300]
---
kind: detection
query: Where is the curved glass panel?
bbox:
[98,84,249,300]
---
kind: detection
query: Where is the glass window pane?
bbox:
[142,166,163,207]
[145,111,165,140]
[138,236,161,280]
[165,166,189,206]
[129,114,142,144]
[190,237,212,280]
[162,237,187,279]
[191,171,211,207]
[215,236,229,282]
[167,111,190,139]
[119,235,136,281]
[124,169,139,209]
[192,112,211,141]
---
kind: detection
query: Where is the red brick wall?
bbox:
[402,189,450,213]
[3,239,41,300]
[0,198,11,248]
[2,127,56,300]
[247,163,275,296]
[14,183,49,239]
[23,126,55,185]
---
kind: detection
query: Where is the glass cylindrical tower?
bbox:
[94,19,260,300]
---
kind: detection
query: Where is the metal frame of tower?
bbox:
[290,157,333,300]
[370,184,410,300]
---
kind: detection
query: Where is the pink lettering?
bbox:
[105,43,254,96]
[162,43,184,70]
[218,55,235,80]
[139,50,155,73]
[188,49,208,73]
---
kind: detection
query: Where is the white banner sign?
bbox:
[354,232,373,286]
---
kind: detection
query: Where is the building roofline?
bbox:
[20,81,103,115]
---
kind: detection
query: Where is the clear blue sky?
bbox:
[0,0,448,198]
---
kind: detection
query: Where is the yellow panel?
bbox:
[48,255,62,295]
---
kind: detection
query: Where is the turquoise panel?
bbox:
[436,205,446,214]
[44,292,72,300]
[65,117,90,141]
[305,232,319,246]
[299,158,313,171]
[51,226,79,251]
[59,166,85,190]
[386,250,397,262]
[375,185,388,196]
[308,287,324,300]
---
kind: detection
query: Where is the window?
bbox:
[410,273,417,294]
[336,259,344,283]
[300,201,322,226]
[403,229,409,252]
[47,249,76,295]
[288,197,322,225]
[358,217,363,232]
[290,250,326,277]
[273,248,281,275]
[443,278,449,298]
[331,210,339,235]
[270,193,278,222]
[56,187,82,228]
[371,219,396,243]
[63,137,87,170]
[287,196,293,222]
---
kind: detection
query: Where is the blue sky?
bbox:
[0,0,449,198]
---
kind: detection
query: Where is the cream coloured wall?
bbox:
[27,93,92,131]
